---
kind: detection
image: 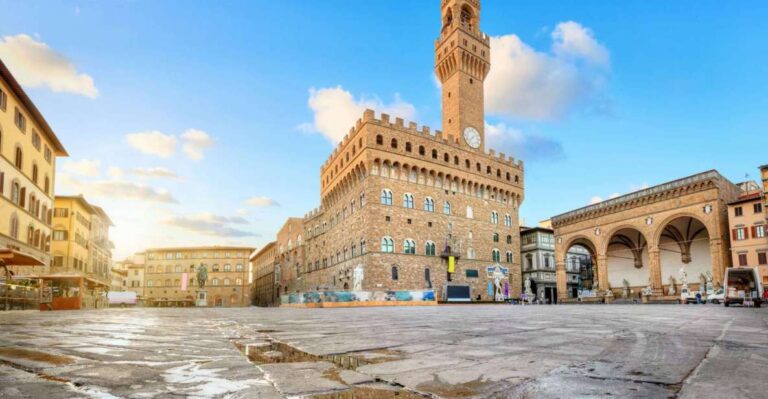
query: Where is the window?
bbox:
[738,253,748,266]
[360,192,366,207]
[391,138,398,149]
[465,269,479,278]
[454,155,459,165]
[466,206,473,219]
[31,164,38,185]
[506,235,512,244]
[223,278,231,286]
[212,264,220,272]
[381,189,393,205]
[11,182,19,205]
[418,146,425,156]
[31,131,41,151]
[443,201,451,215]
[404,239,416,254]
[466,247,475,260]
[493,233,499,242]
[735,207,743,217]
[14,108,26,132]
[506,251,513,263]
[376,135,383,145]
[405,142,412,152]
[391,266,399,280]
[425,241,436,256]
[526,254,533,269]
[756,225,766,238]
[492,249,501,263]
[44,146,52,164]
[174,265,181,272]
[504,214,512,227]
[381,237,394,253]
[360,239,366,254]
[236,264,244,272]
[734,228,746,241]
[236,278,243,286]
[432,149,438,159]
[224,264,232,272]
[53,230,67,240]
[14,147,22,169]
[443,153,449,162]
[758,252,767,265]
[755,203,764,214]
[212,278,220,286]
[491,211,499,224]
[403,193,414,208]
[424,197,434,212]
[0,88,6,111]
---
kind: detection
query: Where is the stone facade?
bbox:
[250,241,276,306]
[552,170,741,300]
[521,227,591,303]
[269,0,525,304]
[143,246,254,307]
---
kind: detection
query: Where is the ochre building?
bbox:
[727,181,767,282]
[552,170,741,302]
[250,241,276,306]
[143,246,254,307]
[279,0,525,303]
[0,59,67,278]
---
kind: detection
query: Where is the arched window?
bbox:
[405,142,412,152]
[32,164,38,185]
[224,264,232,272]
[380,189,393,205]
[14,147,22,169]
[402,193,414,208]
[44,176,50,195]
[391,138,398,149]
[491,211,499,224]
[467,247,475,260]
[381,237,394,253]
[425,241,436,256]
[404,239,415,254]
[506,251,514,263]
[360,239,366,254]
[376,135,383,145]
[391,266,399,280]
[235,278,242,286]
[223,278,231,286]
[419,146,425,156]
[424,197,434,212]
[360,192,366,207]
[212,278,219,286]
[506,235,512,244]
[486,166,492,174]
[424,268,432,288]
[497,169,501,177]
[174,279,180,286]
[454,155,459,165]
[212,264,220,272]
[504,214,512,227]
[515,175,519,183]
[476,162,481,171]
[465,159,470,168]
[236,264,243,272]
[443,153,449,162]
[466,206,473,219]
[164,279,171,286]
[506,172,511,181]
[492,249,501,263]
[174,265,181,272]
[432,149,438,159]
[11,182,19,205]
[443,201,451,215]
[493,233,499,242]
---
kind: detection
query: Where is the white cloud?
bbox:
[58,174,177,204]
[245,196,280,208]
[62,159,101,177]
[129,167,180,179]
[485,22,609,121]
[125,131,178,158]
[301,86,416,143]
[485,122,563,162]
[162,213,256,238]
[107,166,124,180]
[0,34,98,98]
[589,196,603,205]
[181,129,214,161]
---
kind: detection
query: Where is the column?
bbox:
[649,247,662,296]
[556,261,567,301]
[597,255,608,294]
[709,238,725,288]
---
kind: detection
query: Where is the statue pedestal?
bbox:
[196,290,208,307]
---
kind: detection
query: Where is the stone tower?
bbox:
[435,0,490,152]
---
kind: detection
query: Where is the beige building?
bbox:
[250,241,276,306]
[552,170,740,302]
[727,182,767,282]
[0,59,67,279]
[110,267,127,292]
[115,252,146,301]
[761,165,768,221]
[275,0,524,304]
[49,195,113,309]
[143,246,254,307]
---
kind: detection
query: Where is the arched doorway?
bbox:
[605,227,650,299]
[658,216,712,294]
[562,236,598,299]
[214,296,223,307]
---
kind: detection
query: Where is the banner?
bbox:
[181,272,188,291]
[448,256,455,273]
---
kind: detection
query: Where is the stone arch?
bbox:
[604,226,651,290]
[654,213,714,292]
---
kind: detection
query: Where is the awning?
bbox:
[27,274,111,288]
[0,249,45,267]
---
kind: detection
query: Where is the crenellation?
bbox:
[395,117,404,128]
[381,113,390,125]
[408,121,417,131]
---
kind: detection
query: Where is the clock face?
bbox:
[463,126,481,149]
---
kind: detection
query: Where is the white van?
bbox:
[723,267,763,307]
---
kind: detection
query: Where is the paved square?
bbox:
[0,305,766,398]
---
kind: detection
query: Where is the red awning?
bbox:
[0,249,45,267]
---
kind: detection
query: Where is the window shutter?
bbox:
[753,226,758,238]
[732,229,738,240]
[744,228,750,239]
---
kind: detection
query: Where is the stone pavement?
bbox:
[0,305,766,398]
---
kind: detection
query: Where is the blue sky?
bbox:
[0,0,766,259]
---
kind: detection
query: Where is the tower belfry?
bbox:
[435,0,490,151]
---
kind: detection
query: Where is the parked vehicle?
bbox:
[708,288,725,304]
[108,291,137,308]
[723,267,762,307]
[680,287,705,304]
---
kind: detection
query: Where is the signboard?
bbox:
[486,265,508,278]
[448,256,455,273]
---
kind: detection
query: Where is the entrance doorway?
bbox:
[544,287,558,304]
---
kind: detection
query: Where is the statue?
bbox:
[667,276,676,295]
[622,279,630,298]
[352,264,364,291]
[494,277,504,302]
[699,273,707,293]
[196,264,208,289]
[679,267,688,286]
[643,278,653,296]
[705,271,714,295]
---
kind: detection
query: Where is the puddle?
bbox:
[0,347,76,365]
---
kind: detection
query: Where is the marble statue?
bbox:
[622,279,630,298]
[352,264,364,291]
[679,267,688,286]
[494,277,504,302]
[699,273,707,292]
[705,271,714,294]
[643,278,653,296]
[667,276,676,295]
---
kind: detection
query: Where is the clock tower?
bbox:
[435,0,490,151]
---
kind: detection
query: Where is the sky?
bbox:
[0,0,766,259]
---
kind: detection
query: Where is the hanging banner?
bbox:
[487,281,493,296]
[181,272,188,291]
[504,282,509,297]
[448,256,455,273]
